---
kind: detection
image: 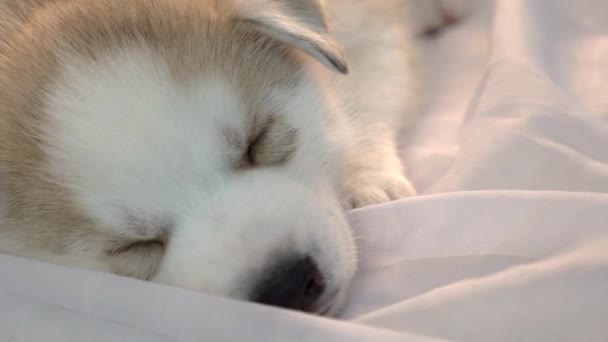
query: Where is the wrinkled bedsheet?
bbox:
[2,0,608,340]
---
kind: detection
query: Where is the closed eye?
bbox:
[242,117,272,167]
[240,116,298,168]
[245,141,257,165]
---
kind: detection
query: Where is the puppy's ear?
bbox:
[228,0,349,74]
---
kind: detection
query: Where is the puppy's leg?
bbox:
[332,3,422,209]
[333,0,474,209]
[338,0,478,209]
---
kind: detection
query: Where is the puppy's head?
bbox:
[0,0,355,314]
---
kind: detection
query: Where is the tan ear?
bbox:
[228,0,349,74]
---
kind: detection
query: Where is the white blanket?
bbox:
[2,0,608,340]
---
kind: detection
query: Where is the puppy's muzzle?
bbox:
[251,256,326,312]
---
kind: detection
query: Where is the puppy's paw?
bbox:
[342,172,417,209]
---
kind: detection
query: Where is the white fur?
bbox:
[43,45,357,310]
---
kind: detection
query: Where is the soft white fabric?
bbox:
[2,0,608,340]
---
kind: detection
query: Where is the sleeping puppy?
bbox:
[0,0,461,315]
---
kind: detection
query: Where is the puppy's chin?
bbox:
[319,288,351,317]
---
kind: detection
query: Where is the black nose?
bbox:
[251,256,326,312]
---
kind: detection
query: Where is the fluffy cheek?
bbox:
[151,170,356,301]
